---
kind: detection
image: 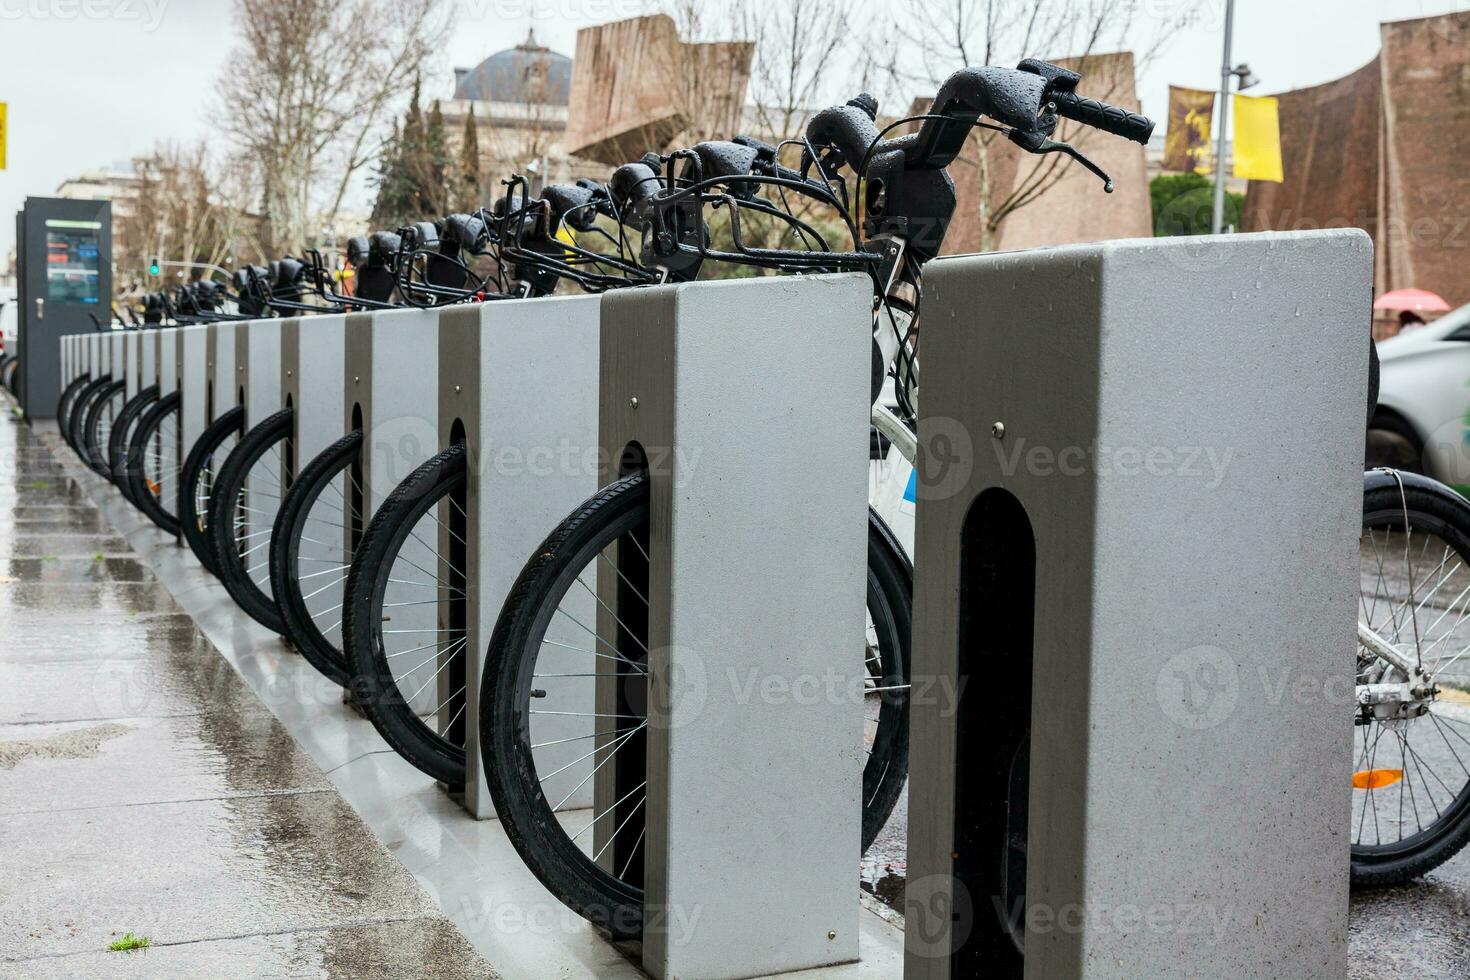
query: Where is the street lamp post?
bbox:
[1211,0,1259,235]
[1211,0,1236,234]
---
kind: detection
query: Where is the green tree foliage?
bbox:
[460,106,482,211]
[1151,172,1244,237]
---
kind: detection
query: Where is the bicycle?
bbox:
[465,59,1158,938]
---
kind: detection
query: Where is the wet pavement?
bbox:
[11,382,1469,978]
[0,404,498,978]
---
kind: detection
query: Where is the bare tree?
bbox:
[740,0,854,146]
[652,0,756,148]
[214,0,451,254]
[883,0,1198,250]
[115,143,266,292]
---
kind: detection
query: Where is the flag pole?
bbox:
[1211,0,1236,234]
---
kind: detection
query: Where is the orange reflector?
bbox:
[146,479,161,496]
[1353,769,1404,790]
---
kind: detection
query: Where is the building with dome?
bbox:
[438,32,603,198]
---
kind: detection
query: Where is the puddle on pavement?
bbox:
[0,721,130,769]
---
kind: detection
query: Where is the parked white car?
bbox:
[1370,302,1470,490]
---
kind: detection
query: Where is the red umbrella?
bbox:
[1374,288,1452,313]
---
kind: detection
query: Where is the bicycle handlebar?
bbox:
[1049,89,1154,144]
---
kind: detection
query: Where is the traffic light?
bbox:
[148,258,161,277]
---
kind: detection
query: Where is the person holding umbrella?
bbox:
[1374,287,1452,337]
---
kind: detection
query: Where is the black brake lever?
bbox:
[1008,128,1115,193]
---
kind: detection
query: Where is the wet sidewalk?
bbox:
[0,404,497,978]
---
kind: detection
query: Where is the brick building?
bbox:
[1243,12,1470,337]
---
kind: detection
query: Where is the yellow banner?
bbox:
[0,103,7,171]
[1233,93,1283,183]
[1163,86,1215,174]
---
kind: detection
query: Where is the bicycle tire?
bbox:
[178,406,244,577]
[108,385,159,499]
[479,470,911,937]
[82,380,126,474]
[208,408,294,634]
[270,429,363,688]
[66,375,111,456]
[342,443,470,783]
[55,374,90,443]
[126,391,183,535]
[1353,471,1470,886]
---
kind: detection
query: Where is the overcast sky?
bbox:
[0,0,1465,258]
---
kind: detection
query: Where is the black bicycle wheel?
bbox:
[208,408,293,634]
[1353,471,1470,886]
[108,385,159,499]
[67,375,111,456]
[270,429,364,687]
[126,391,182,535]
[179,406,245,576]
[82,380,126,474]
[342,443,470,783]
[55,374,90,442]
[478,470,911,937]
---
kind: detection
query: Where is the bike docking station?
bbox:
[903,229,1373,979]
[280,313,348,483]
[122,327,141,404]
[60,334,78,391]
[155,325,179,405]
[596,274,872,979]
[435,293,603,818]
[108,329,124,398]
[239,315,284,432]
[178,322,212,485]
[342,306,443,724]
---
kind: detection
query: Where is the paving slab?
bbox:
[4,918,499,980]
[0,403,498,979]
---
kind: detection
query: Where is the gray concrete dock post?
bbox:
[597,274,872,979]
[436,294,601,819]
[904,230,1373,979]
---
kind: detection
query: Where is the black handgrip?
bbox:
[542,183,600,232]
[609,160,661,219]
[803,98,882,174]
[1050,90,1154,145]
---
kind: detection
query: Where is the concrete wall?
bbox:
[1243,12,1470,328]
[565,15,754,165]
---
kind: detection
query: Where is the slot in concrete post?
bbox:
[904,230,1371,979]
[436,295,601,819]
[596,275,871,979]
